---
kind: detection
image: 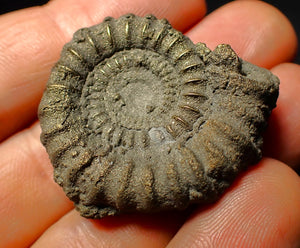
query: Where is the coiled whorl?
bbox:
[38,14,279,218]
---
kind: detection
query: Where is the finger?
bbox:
[0,0,206,142]
[0,122,73,248]
[32,210,185,248]
[264,63,300,168]
[167,158,300,248]
[186,1,297,68]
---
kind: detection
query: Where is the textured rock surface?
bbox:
[38,14,279,218]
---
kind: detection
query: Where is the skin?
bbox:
[0,0,299,247]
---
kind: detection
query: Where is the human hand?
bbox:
[0,0,299,247]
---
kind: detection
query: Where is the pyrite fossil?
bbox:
[38,14,279,218]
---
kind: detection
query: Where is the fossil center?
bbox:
[81,49,180,132]
[106,67,163,128]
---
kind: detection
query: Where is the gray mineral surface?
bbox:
[38,14,279,218]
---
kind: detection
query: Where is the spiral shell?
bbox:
[38,14,279,218]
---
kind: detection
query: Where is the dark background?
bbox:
[0,0,299,64]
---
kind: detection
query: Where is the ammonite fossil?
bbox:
[38,14,279,218]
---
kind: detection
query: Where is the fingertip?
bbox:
[173,0,206,31]
[33,210,184,248]
[0,122,73,248]
[264,63,300,168]
[187,0,298,68]
[45,0,207,35]
[167,158,300,247]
